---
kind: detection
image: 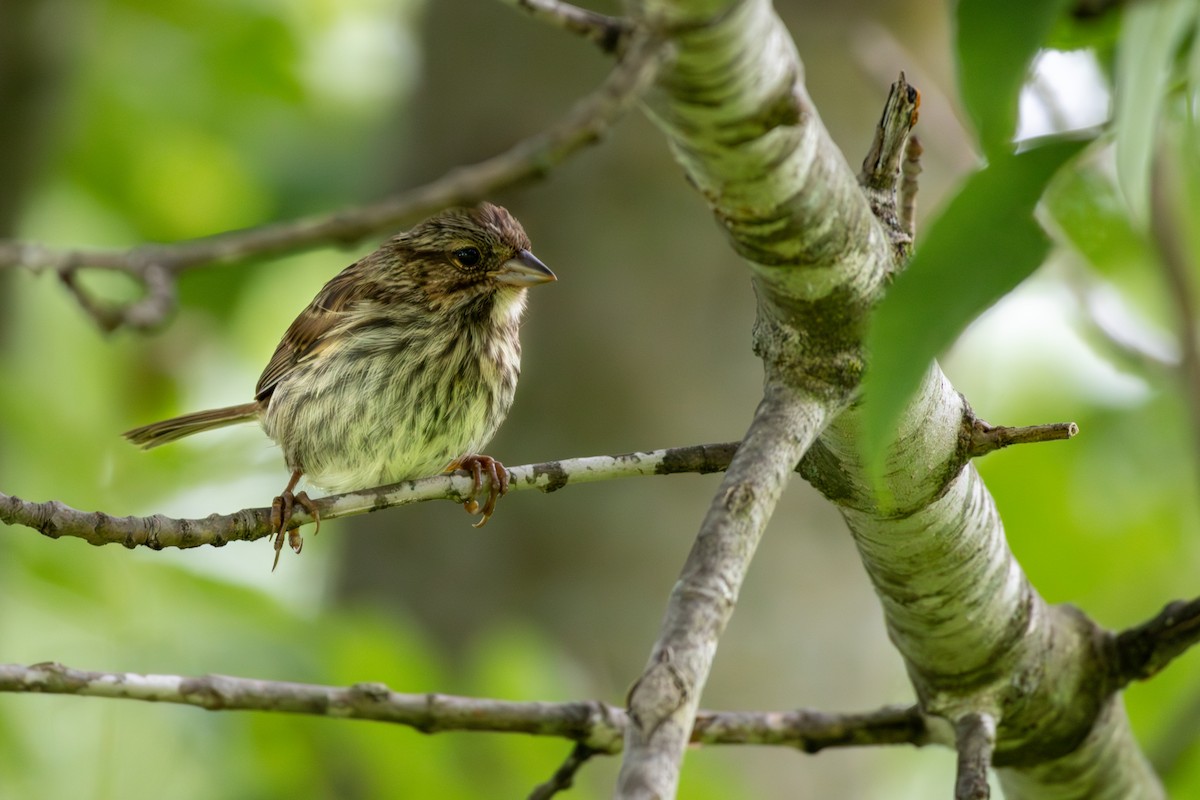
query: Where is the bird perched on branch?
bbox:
[125,203,556,568]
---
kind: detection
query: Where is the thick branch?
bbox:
[618,381,832,797]
[0,30,666,330]
[0,442,745,550]
[616,0,899,794]
[0,662,929,753]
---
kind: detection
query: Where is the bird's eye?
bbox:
[453,247,482,268]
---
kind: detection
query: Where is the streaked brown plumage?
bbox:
[125,203,555,567]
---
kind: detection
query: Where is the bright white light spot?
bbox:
[1017,49,1111,141]
[301,12,417,108]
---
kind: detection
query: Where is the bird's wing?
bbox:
[254,265,372,402]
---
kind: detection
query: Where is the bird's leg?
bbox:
[270,469,320,571]
[447,454,510,528]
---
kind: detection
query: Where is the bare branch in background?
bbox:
[498,0,631,53]
[0,30,666,332]
[0,661,931,752]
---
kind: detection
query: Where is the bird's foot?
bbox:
[269,470,320,571]
[448,454,510,528]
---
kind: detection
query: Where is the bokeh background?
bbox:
[2,0,1198,797]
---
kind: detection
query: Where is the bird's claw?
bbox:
[270,486,320,571]
[449,454,510,528]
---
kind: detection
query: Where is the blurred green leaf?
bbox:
[1114,0,1197,223]
[955,0,1071,155]
[1044,151,1155,275]
[863,137,1088,466]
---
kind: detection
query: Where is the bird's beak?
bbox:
[495,249,556,286]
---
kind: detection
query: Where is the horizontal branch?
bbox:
[0,29,666,330]
[0,442,743,551]
[0,661,929,754]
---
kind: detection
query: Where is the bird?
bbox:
[124,203,556,568]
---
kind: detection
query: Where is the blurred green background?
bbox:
[2,0,1198,797]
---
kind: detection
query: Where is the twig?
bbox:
[499,0,631,53]
[954,712,996,800]
[1111,596,1200,688]
[967,419,1079,458]
[0,661,931,753]
[618,382,833,796]
[859,72,921,263]
[0,30,667,331]
[0,442,746,551]
[58,263,176,333]
[528,743,598,800]
[899,134,922,241]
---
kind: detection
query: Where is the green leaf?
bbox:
[1044,153,1155,276]
[863,137,1088,468]
[955,0,1071,156]
[1114,0,1198,223]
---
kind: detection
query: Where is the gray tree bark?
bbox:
[616,1,1163,797]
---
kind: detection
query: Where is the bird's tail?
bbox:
[123,402,260,449]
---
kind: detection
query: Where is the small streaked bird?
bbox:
[125,203,555,568]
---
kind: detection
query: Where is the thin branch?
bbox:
[618,381,833,797]
[499,0,631,53]
[0,29,667,330]
[0,662,931,753]
[967,419,1079,458]
[1111,596,1200,688]
[899,134,922,241]
[954,712,996,800]
[0,442,745,551]
[528,743,599,800]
